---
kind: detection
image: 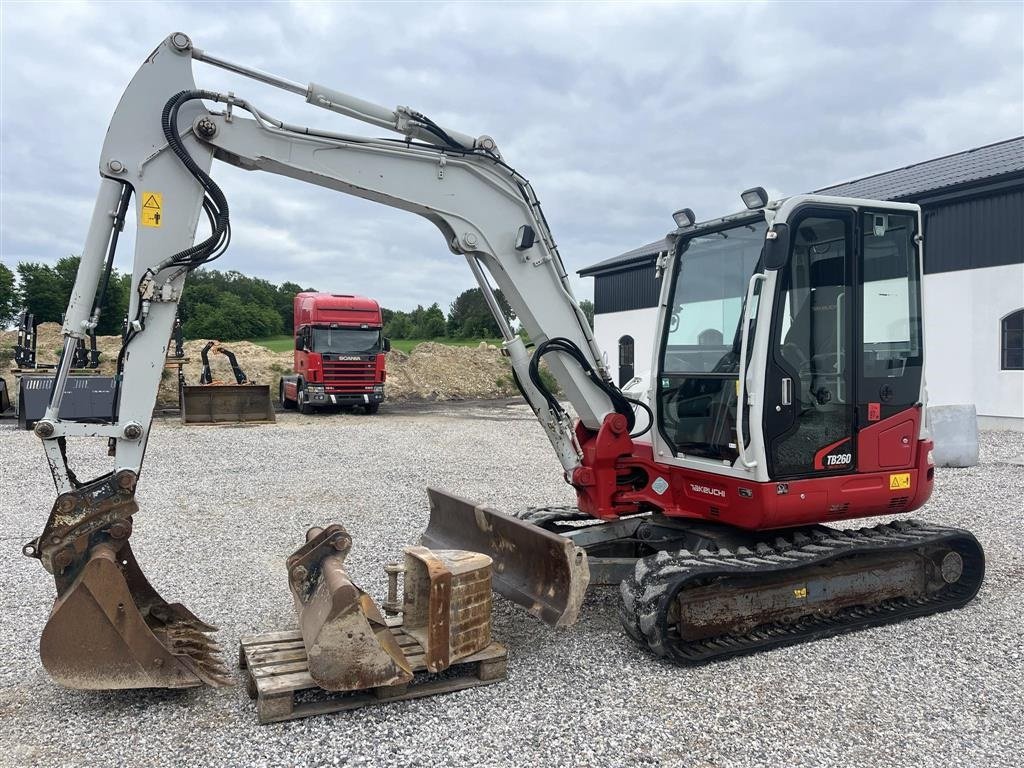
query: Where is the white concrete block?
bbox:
[928,404,980,467]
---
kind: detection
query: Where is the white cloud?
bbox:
[1,0,1021,314]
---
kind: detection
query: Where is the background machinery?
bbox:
[26,33,983,690]
[179,340,275,424]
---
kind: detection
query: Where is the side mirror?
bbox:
[295,333,304,351]
[383,337,391,352]
[763,223,790,271]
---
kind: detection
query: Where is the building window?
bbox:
[618,335,635,386]
[1003,309,1024,370]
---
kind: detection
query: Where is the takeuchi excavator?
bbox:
[26,33,983,690]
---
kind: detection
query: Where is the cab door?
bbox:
[762,209,856,478]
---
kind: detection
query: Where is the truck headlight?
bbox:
[308,384,325,393]
[373,385,384,394]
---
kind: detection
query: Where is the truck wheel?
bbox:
[280,383,297,410]
[297,388,315,415]
[365,403,380,415]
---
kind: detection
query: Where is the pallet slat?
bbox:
[240,624,507,724]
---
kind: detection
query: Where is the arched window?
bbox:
[617,335,635,386]
[1003,309,1024,370]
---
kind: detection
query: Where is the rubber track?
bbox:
[619,519,985,665]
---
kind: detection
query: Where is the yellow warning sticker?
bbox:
[889,472,912,491]
[141,192,163,228]
[793,587,808,599]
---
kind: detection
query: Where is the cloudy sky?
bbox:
[2,1,1022,312]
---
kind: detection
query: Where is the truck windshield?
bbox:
[311,328,381,354]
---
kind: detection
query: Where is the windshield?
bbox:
[311,327,381,355]
[663,218,767,374]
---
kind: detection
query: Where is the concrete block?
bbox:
[928,404,979,467]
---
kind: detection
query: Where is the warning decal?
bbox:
[889,472,912,491]
[141,192,162,227]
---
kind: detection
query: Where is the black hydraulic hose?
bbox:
[527,337,637,433]
[160,90,231,268]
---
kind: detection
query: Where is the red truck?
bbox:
[279,292,389,414]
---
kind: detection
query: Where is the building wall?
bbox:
[592,262,663,314]
[592,307,660,382]
[922,262,1023,425]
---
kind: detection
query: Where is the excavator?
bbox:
[25,33,983,690]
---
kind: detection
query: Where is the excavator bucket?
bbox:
[420,488,590,627]
[179,384,275,424]
[30,472,229,689]
[287,526,412,691]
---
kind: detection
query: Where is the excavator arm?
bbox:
[39,32,628,491]
[28,32,629,688]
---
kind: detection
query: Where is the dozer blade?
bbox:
[40,541,230,689]
[180,384,275,424]
[421,488,590,628]
[288,526,413,691]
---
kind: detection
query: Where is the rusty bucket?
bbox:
[420,488,590,627]
[287,526,413,692]
[29,472,229,689]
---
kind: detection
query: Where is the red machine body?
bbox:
[573,406,933,531]
[280,293,387,412]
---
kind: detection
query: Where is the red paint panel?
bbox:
[878,420,915,467]
[574,414,934,532]
[857,406,921,473]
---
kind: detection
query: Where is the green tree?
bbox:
[0,263,20,327]
[446,288,514,338]
[16,256,128,335]
[578,299,595,328]
[411,303,446,338]
[276,281,309,334]
[383,311,412,339]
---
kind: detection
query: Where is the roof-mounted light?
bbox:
[741,186,769,210]
[672,208,695,228]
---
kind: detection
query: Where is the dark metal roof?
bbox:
[815,136,1024,200]
[578,238,668,276]
[580,136,1024,276]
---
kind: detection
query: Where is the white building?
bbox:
[579,137,1024,430]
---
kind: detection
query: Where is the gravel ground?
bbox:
[0,404,1021,768]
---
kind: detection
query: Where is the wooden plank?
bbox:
[251,660,309,678]
[243,628,508,724]
[247,649,307,667]
[242,630,303,647]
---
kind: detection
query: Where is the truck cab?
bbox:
[279,292,389,414]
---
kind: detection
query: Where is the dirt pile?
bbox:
[1,325,518,405]
[386,342,517,400]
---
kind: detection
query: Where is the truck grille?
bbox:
[322,359,377,391]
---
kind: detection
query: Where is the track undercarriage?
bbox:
[425,490,985,665]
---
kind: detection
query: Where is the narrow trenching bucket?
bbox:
[30,472,230,690]
[420,488,591,627]
[287,526,412,692]
[180,384,275,424]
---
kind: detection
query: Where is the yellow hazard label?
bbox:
[793,587,807,599]
[141,192,163,227]
[889,472,912,491]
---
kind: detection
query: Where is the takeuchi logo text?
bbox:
[689,483,726,498]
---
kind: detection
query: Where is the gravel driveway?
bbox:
[0,402,1020,768]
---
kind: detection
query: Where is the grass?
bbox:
[249,336,502,354]
[251,335,294,353]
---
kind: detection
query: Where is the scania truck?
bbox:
[279,292,388,414]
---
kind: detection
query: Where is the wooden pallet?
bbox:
[239,627,507,724]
